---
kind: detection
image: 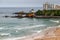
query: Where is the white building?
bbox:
[43,2,55,10]
[55,5,60,10]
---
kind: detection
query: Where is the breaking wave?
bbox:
[50,20,60,23]
[1,25,60,40]
[0,24,46,30]
[0,33,10,36]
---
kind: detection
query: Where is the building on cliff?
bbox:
[55,5,60,10]
[43,2,60,10]
[43,2,54,10]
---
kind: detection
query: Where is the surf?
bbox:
[50,20,59,23]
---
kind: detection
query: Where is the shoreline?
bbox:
[5,16,60,18]
[2,25,60,40]
[17,25,60,40]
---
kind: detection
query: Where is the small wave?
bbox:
[57,25,60,27]
[0,24,46,30]
[2,26,58,40]
[2,38,16,40]
[0,27,10,30]
[0,27,4,29]
[0,33,11,36]
[50,20,59,23]
[2,36,27,40]
[36,30,42,33]
[24,25,46,29]
[14,25,46,30]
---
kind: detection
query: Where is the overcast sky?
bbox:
[0,0,60,7]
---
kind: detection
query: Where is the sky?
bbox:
[0,0,60,7]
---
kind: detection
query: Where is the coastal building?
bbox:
[55,5,60,10]
[43,2,60,10]
[43,2,54,10]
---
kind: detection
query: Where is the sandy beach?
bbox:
[34,27,60,40]
[17,26,60,40]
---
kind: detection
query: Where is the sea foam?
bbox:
[50,20,59,23]
[14,24,46,30]
[0,33,11,36]
[1,26,60,40]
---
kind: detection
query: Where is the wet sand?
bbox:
[34,27,60,40]
[17,26,60,40]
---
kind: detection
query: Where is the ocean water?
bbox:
[0,7,60,40]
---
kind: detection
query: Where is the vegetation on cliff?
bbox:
[35,10,60,16]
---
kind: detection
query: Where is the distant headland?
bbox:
[5,2,60,18]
